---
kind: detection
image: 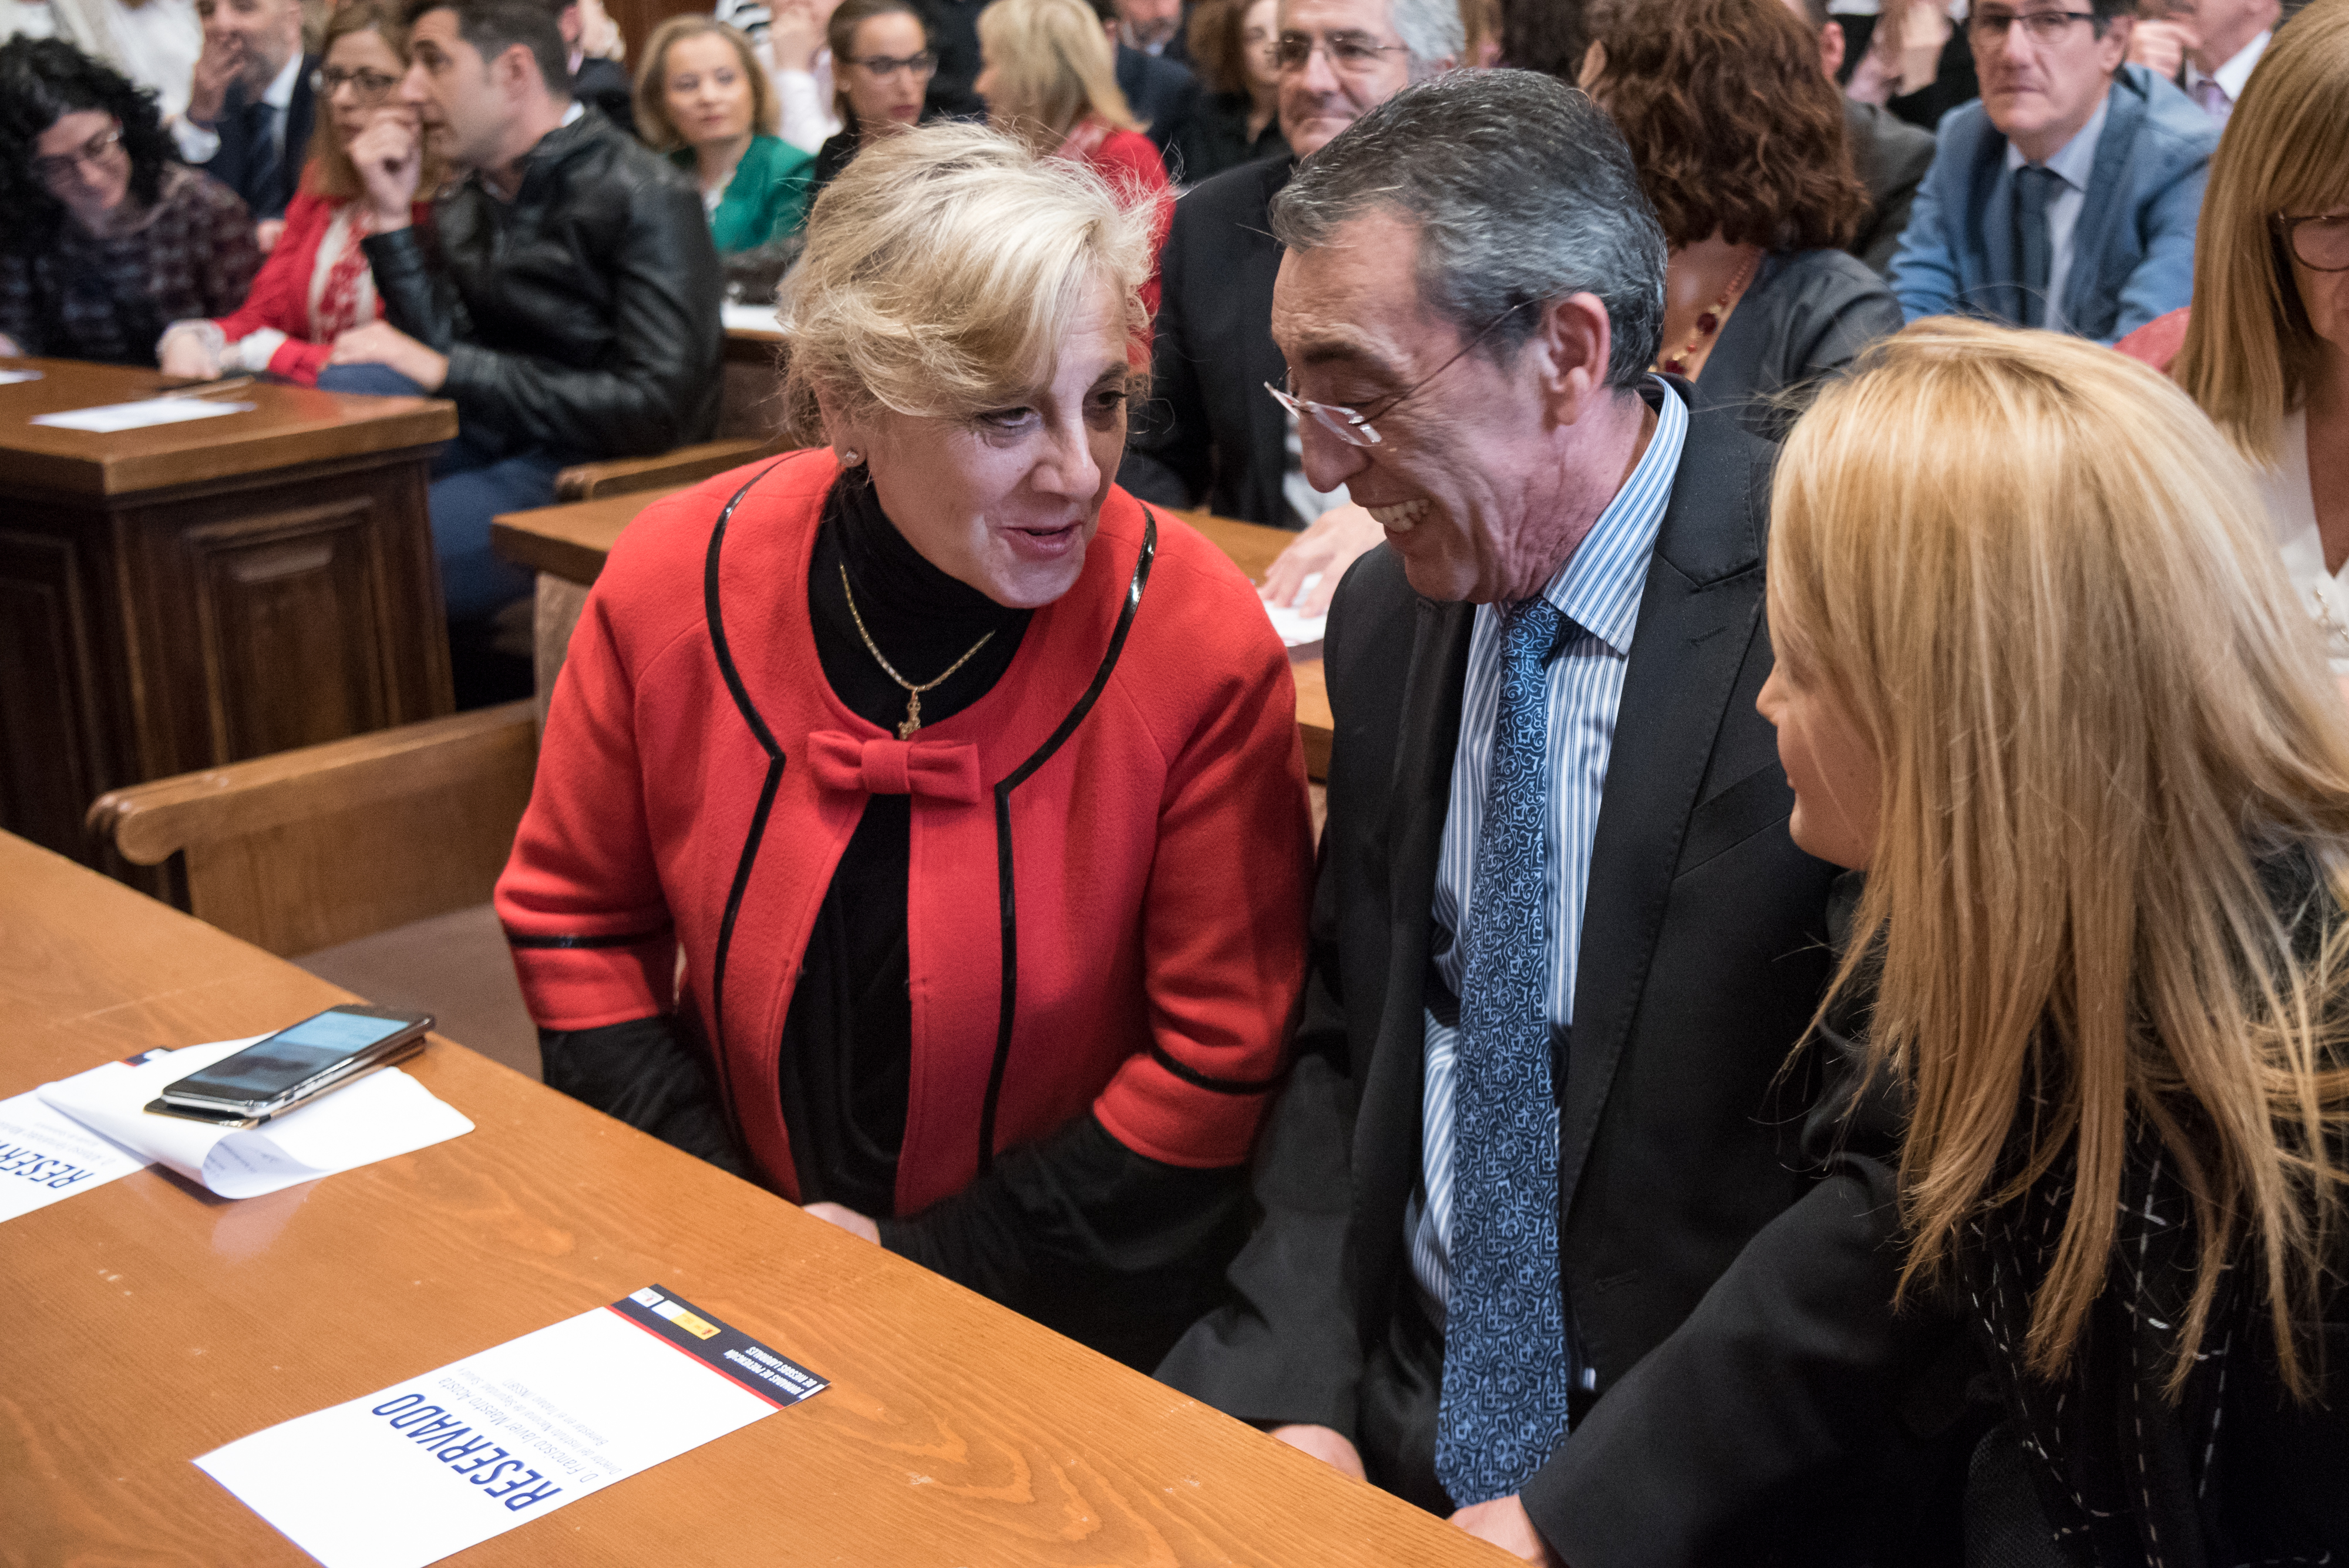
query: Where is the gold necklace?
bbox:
[839,563,997,740]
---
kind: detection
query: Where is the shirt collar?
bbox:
[1537,376,1687,658]
[560,99,585,126]
[263,49,302,112]
[2186,28,2269,99]
[2004,92,2108,190]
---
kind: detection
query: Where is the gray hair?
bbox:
[1268,69,1667,389]
[1385,0,1465,70]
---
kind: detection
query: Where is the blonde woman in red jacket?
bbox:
[494,122,1313,1370]
[157,0,434,388]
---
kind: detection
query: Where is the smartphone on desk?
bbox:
[147,1005,433,1125]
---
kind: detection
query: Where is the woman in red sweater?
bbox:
[157,0,435,388]
[974,0,1170,319]
[494,123,1312,1369]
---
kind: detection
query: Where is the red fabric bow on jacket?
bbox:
[807,731,984,802]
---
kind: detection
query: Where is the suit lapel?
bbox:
[1556,429,1773,1226]
[1975,139,2022,326]
[2065,76,2143,332]
[1244,160,1294,524]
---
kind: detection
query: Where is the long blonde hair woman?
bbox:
[1762,318,2349,1562]
[2172,0,2349,671]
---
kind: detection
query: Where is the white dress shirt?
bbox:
[2261,409,2349,674]
[2004,94,2107,333]
[171,45,300,167]
[772,48,842,155]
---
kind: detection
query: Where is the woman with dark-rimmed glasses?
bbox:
[0,36,257,366]
[2165,0,2349,677]
[805,0,937,197]
[154,0,440,388]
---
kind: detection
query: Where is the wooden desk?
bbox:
[492,489,1336,779]
[0,358,459,874]
[0,829,1502,1566]
[719,318,787,440]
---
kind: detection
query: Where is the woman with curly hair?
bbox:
[0,36,258,366]
[1168,0,1285,186]
[156,0,439,388]
[1583,0,1900,436]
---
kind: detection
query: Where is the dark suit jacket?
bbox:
[195,53,317,222]
[571,56,638,140]
[1116,42,1198,156]
[1693,247,1902,442]
[1157,402,1937,1564]
[1119,152,1291,527]
[1844,98,1934,276]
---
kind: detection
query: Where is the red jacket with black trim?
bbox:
[494,449,1314,1213]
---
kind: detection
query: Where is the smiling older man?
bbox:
[1154,69,1953,1568]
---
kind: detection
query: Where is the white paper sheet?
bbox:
[721,301,783,335]
[1261,571,1328,648]
[32,397,256,432]
[37,1038,473,1199]
[0,1086,153,1222]
[0,368,43,385]
[197,1286,826,1568]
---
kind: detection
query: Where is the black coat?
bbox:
[361,110,722,465]
[1844,97,1935,276]
[1167,90,1287,187]
[194,52,317,222]
[1115,42,1198,156]
[570,56,638,140]
[1690,247,1903,442]
[1156,402,1940,1564]
[1119,152,1292,527]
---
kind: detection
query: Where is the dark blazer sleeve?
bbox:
[1121,187,1213,511]
[1525,878,1964,1568]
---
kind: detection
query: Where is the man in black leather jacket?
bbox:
[329,0,721,698]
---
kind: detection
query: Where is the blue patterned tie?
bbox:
[1435,594,1571,1507]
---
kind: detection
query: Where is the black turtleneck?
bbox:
[537,475,1247,1372]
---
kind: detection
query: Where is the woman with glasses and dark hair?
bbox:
[0,36,257,366]
[2162,0,2349,675]
[1168,0,1285,185]
[1581,0,1902,438]
[806,0,935,195]
[154,0,439,387]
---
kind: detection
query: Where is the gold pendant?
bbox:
[897,690,922,741]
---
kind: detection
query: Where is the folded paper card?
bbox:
[1261,570,1329,648]
[0,368,43,385]
[38,1038,473,1200]
[32,397,255,432]
[0,1086,153,1223]
[197,1286,827,1568]
[719,301,781,334]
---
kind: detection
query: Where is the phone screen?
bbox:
[172,1011,415,1103]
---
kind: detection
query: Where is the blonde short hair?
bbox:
[2172,0,2349,464]
[1771,318,2349,1400]
[633,16,779,153]
[976,0,1140,143]
[775,120,1155,442]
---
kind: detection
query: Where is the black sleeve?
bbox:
[1525,876,1967,1567]
[877,1112,1247,1366]
[362,224,469,352]
[539,1015,752,1179]
[1120,200,1211,512]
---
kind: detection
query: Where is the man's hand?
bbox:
[329,321,448,390]
[803,1201,881,1243]
[346,110,423,230]
[1450,1495,1565,1565]
[187,28,245,126]
[159,331,222,380]
[2128,16,2197,75]
[1260,502,1385,616]
[1267,1424,1368,1481]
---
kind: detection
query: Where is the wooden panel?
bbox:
[0,827,1509,1567]
[0,357,453,498]
[0,526,116,860]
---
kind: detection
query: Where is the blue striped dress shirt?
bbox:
[1407,379,1688,1328]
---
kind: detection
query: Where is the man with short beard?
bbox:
[174,0,315,221]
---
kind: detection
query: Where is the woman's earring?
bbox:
[840,447,863,467]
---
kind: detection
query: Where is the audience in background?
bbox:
[636,14,815,297]
[157,0,438,383]
[1159,69,1923,1564]
[1587,0,1902,438]
[1125,0,1460,618]
[12,0,204,132]
[2170,0,2349,670]
[329,0,719,703]
[1888,0,2216,341]
[546,0,637,133]
[2131,0,2280,121]
[1099,0,1197,158]
[975,0,1169,314]
[1497,0,1586,75]
[808,0,934,190]
[0,36,258,364]
[497,122,1313,1374]
[174,0,314,227]
[1170,0,1285,183]
[1113,0,1184,56]
[1761,318,2349,1564]
[731,0,847,151]
[1783,0,1933,274]
[916,0,988,115]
